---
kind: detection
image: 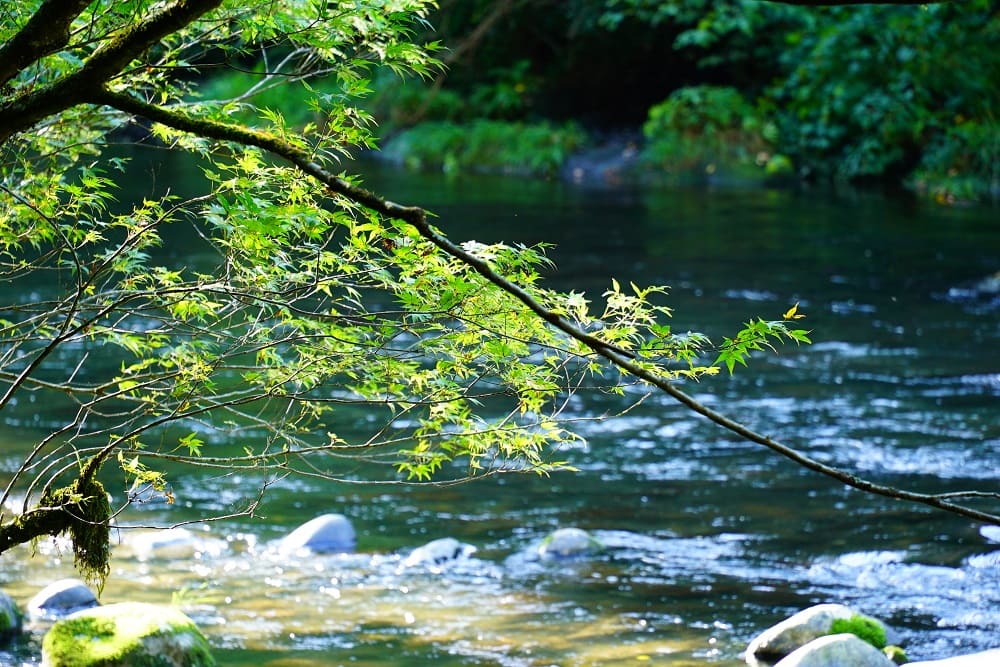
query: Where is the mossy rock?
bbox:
[0,589,22,639]
[883,645,908,665]
[42,602,215,667]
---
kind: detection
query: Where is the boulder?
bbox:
[537,527,603,560]
[0,589,21,638]
[773,634,895,667]
[904,648,1000,667]
[28,579,99,621]
[747,603,863,662]
[403,537,476,568]
[41,602,215,667]
[278,513,356,554]
[129,527,202,560]
[979,525,1000,544]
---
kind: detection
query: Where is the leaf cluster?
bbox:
[0,0,826,573]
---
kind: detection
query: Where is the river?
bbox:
[1,159,998,666]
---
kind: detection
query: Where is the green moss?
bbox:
[829,614,887,649]
[884,645,909,665]
[42,603,215,667]
[0,593,21,637]
[40,477,111,593]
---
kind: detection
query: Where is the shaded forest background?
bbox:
[207,0,998,202]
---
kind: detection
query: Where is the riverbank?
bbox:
[374,118,997,206]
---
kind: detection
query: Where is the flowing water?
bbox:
[1,158,998,666]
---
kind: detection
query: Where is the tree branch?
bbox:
[0,0,223,145]
[0,0,93,88]
[0,506,74,555]
[90,88,1000,526]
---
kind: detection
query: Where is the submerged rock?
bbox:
[403,537,476,568]
[772,634,895,667]
[0,589,21,639]
[128,527,209,561]
[537,527,603,560]
[28,579,99,622]
[746,603,857,662]
[904,648,1000,667]
[278,513,356,554]
[979,525,1000,544]
[41,602,215,667]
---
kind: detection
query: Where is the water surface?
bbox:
[1,159,997,665]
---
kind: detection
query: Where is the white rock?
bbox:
[774,634,895,667]
[279,513,356,554]
[27,579,98,621]
[904,648,1000,667]
[979,525,1000,544]
[537,527,603,560]
[746,603,856,662]
[403,537,476,568]
[128,527,199,560]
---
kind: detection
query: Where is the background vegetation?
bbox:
[354,0,998,201]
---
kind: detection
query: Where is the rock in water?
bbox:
[403,537,476,568]
[28,579,99,621]
[746,603,858,662]
[0,589,21,638]
[129,527,201,560]
[278,513,356,554]
[979,525,1000,544]
[537,527,603,560]
[772,634,895,667]
[42,602,215,667]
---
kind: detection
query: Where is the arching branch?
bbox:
[90,88,1000,526]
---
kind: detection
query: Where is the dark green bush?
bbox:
[385,120,587,176]
[641,86,786,178]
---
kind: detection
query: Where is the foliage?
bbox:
[714,315,810,375]
[0,0,807,578]
[768,1,1000,197]
[641,85,786,179]
[385,119,587,176]
[404,0,998,200]
[829,614,887,649]
[4,0,994,588]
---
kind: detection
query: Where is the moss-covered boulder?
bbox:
[41,602,215,667]
[0,589,22,639]
[747,603,856,662]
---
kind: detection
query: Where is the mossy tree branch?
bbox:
[0,466,110,589]
[0,0,223,144]
[0,0,93,87]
